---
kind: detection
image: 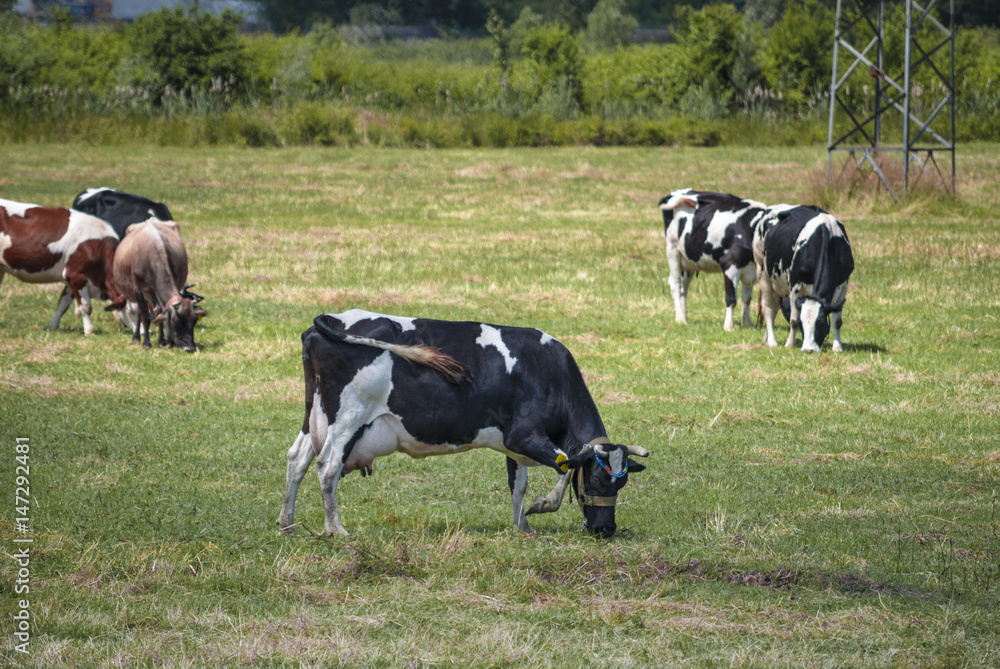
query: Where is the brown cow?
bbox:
[1,198,121,335]
[108,219,205,352]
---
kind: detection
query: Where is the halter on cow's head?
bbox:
[564,438,648,539]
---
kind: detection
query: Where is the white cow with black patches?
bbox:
[752,205,854,352]
[277,309,648,539]
[659,189,767,330]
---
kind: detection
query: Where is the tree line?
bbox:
[1,0,997,148]
[247,0,1000,33]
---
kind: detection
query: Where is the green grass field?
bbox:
[1,143,998,667]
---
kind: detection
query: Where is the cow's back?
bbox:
[73,188,173,239]
[113,220,188,302]
[320,309,575,385]
[310,310,592,446]
[665,190,764,268]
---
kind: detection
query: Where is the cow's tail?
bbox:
[313,315,469,384]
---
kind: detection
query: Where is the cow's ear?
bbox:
[195,308,207,320]
[151,313,167,325]
[626,459,646,474]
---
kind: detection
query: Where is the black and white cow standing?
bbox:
[752,205,854,352]
[277,309,649,539]
[658,189,767,330]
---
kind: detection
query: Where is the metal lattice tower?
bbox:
[827,0,956,198]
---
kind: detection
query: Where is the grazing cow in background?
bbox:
[72,187,173,239]
[73,187,176,331]
[1,198,120,335]
[659,189,767,330]
[277,309,649,539]
[752,205,854,352]
[107,219,205,352]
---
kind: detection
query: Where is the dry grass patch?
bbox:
[0,371,73,396]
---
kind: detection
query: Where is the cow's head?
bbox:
[567,442,648,539]
[799,296,843,352]
[153,296,206,353]
[781,296,838,352]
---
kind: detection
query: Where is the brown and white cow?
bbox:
[107,219,205,352]
[1,198,121,335]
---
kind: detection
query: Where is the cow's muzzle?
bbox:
[575,466,618,538]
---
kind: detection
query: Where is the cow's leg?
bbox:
[722,265,740,331]
[277,430,315,531]
[317,455,348,537]
[831,312,844,352]
[831,284,849,352]
[799,299,822,353]
[526,471,571,515]
[739,265,756,328]
[47,285,75,332]
[76,283,95,335]
[129,302,143,344]
[758,270,780,348]
[311,394,355,537]
[506,457,533,533]
[135,297,154,348]
[666,246,689,325]
[785,288,801,349]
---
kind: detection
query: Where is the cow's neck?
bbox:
[564,387,609,454]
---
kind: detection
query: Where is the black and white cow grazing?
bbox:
[71,188,173,240]
[752,205,854,352]
[659,189,767,330]
[277,309,649,539]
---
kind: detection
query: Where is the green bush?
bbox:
[759,0,833,110]
[127,5,248,102]
[673,3,744,109]
[581,44,687,115]
[285,101,356,145]
[204,110,281,147]
[520,22,583,106]
[583,0,639,52]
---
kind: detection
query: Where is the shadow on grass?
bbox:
[840,342,888,353]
